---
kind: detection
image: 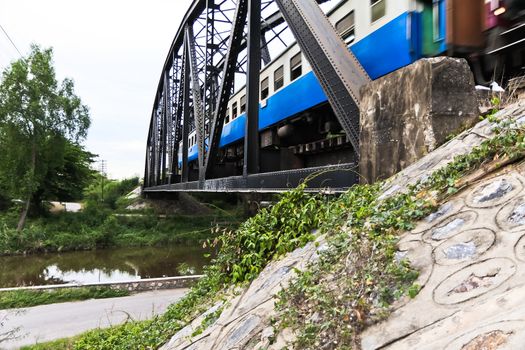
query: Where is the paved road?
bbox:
[0,289,188,349]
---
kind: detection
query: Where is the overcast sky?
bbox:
[0,0,193,179]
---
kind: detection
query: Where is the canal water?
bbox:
[0,246,211,288]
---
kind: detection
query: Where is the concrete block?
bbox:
[359,57,479,184]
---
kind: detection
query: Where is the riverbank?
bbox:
[0,204,242,257]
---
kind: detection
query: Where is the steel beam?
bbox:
[274,0,370,154]
[181,41,191,183]
[185,25,206,182]
[260,33,271,65]
[143,162,359,193]
[161,75,169,183]
[244,0,261,176]
[168,53,184,183]
[144,118,153,187]
[154,106,161,184]
[205,0,249,178]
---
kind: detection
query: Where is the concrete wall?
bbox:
[359,57,479,183]
[0,275,203,293]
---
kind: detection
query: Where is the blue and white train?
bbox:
[181,0,524,174]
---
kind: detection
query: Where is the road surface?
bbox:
[0,288,188,349]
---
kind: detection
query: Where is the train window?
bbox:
[240,95,246,114]
[226,108,230,124]
[274,66,284,90]
[371,0,386,23]
[261,77,269,99]
[290,53,302,81]
[488,0,499,12]
[432,0,444,41]
[232,101,238,119]
[336,11,355,44]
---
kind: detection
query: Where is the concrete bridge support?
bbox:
[359,57,480,184]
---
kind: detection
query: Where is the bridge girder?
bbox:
[144,0,369,192]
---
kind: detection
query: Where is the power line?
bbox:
[0,22,24,60]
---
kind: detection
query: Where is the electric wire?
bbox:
[0,22,25,61]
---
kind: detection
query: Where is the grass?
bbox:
[0,287,130,309]
[20,337,78,350]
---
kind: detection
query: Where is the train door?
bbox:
[446,0,485,53]
[419,0,447,56]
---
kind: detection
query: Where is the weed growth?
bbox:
[274,107,525,348]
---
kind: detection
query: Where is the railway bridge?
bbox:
[143,0,523,194]
[143,0,370,193]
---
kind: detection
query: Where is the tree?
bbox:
[38,139,97,202]
[0,44,90,230]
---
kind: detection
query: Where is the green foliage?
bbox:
[191,306,224,337]
[0,287,129,309]
[20,337,77,350]
[212,183,326,283]
[275,183,432,348]
[176,262,196,275]
[0,44,90,229]
[25,184,326,350]
[84,176,139,209]
[39,141,97,202]
[0,206,230,255]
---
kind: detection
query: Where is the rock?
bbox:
[444,242,477,260]
[431,218,466,240]
[472,178,513,203]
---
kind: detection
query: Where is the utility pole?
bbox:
[99,159,107,203]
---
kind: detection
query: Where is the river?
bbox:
[0,246,211,288]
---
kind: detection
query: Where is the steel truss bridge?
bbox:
[143,0,369,193]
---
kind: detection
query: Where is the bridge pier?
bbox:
[359,57,480,184]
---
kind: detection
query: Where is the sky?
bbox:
[0,0,193,179]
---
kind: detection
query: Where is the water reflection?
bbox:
[42,265,140,284]
[0,246,211,288]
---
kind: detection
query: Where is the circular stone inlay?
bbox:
[422,211,478,243]
[426,202,455,224]
[411,199,464,235]
[433,258,516,305]
[445,320,525,350]
[434,229,495,266]
[514,234,525,263]
[496,196,525,232]
[466,176,522,208]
